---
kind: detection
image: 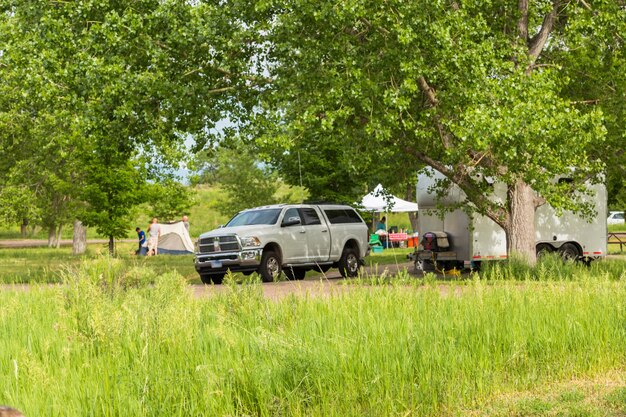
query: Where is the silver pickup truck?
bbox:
[194,204,369,284]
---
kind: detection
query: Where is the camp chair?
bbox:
[369,233,382,246]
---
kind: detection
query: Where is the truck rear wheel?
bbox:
[338,247,360,278]
[200,274,224,285]
[259,250,282,282]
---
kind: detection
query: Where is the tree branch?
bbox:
[417,76,454,150]
[404,147,509,227]
[528,0,561,60]
[571,99,600,105]
[417,76,438,107]
[207,86,236,94]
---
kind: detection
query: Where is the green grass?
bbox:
[466,373,626,416]
[0,243,198,284]
[479,253,626,281]
[0,258,625,416]
[0,242,415,284]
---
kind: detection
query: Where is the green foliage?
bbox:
[236,0,624,259]
[81,156,145,243]
[145,179,196,222]
[0,0,256,239]
[0,185,40,226]
[192,140,308,217]
[213,144,279,215]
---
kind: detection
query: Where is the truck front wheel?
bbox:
[338,247,360,278]
[259,250,282,282]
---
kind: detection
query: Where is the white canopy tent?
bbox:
[360,184,418,239]
[361,184,418,213]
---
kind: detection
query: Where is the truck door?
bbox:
[280,207,308,263]
[300,207,331,262]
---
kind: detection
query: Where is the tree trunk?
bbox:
[73,220,87,255]
[405,183,419,233]
[47,225,57,247]
[55,224,63,249]
[505,181,538,264]
[20,218,28,238]
[408,212,419,233]
[108,235,115,256]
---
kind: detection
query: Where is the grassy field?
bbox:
[0,242,418,284]
[0,257,625,416]
[1,238,625,284]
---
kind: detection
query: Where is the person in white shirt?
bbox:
[147,217,161,256]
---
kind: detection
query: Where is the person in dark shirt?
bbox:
[135,227,146,255]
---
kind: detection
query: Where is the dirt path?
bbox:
[0,239,134,248]
[3,255,623,300]
[191,262,417,300]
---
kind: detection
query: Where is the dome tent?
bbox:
[140,221,194,255]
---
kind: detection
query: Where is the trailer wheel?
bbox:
[558,243,580,261]
[414,259,425,273]
[536,243,554,258]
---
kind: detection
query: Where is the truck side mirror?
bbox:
[282,217,301,227]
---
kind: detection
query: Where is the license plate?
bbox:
[210,261,223,268]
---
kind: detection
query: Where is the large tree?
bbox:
[241,0,623,263]
[0,0,261,252]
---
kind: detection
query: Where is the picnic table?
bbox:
[388,232,409,242]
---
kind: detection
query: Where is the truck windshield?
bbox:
[226,209,282,227]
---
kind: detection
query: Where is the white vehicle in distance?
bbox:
[607,211,625,225]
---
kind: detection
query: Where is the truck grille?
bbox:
[198,236,240,254]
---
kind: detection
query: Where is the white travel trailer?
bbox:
[413,169,607,271]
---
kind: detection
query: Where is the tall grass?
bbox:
[479,253,626,281]
[1,258,625,416]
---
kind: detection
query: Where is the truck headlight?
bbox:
[240,236,261,247]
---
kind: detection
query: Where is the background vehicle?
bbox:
[194,204,368,284]
[607,211,625,225]
[412,169,607,271]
